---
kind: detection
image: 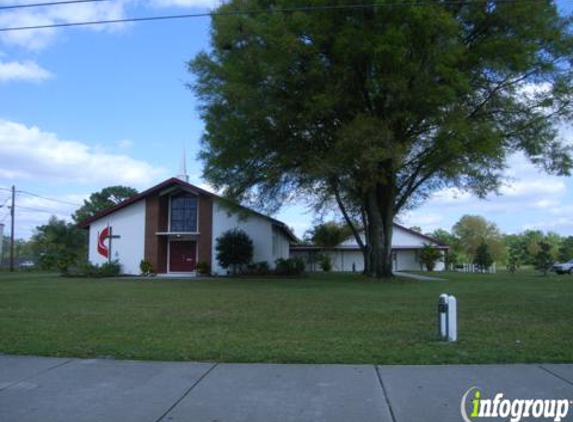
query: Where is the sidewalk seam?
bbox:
[375,366,398,422]
[0,358,74,393]
[155,363,219,422]
[538,365,573,387]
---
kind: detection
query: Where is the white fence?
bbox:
[450,262,496,274]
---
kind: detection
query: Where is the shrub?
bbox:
[319,254,333,272]
[535,240,554,276]
[243,261,272,275]
[99,261,122,277]
[140,259,154,275]
[274,257,305,276]
[66,260,121,278]
[506,251,521,274]
[419,244,443,272]
[444,250,459,270]
[40,250,78,275]
[215,229,254,275]
[67,261,99,277]
[473,242,494,272]
[195,260,211,276]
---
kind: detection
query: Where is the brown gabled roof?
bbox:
[76,177,298,242]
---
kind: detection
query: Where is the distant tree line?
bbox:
[427,215,573,268]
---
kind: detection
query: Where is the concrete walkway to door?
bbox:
[394,271,447,281]
[1,355,573,422]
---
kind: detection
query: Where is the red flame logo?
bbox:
[97,226,110,258]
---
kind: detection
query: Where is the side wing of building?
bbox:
[210,199,290,275]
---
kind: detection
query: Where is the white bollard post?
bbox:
[447,295,457,342]
[438,293,449,339]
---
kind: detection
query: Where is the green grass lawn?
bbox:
[0,270,572,364]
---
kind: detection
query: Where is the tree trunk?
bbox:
[360,206,371,276]
[363,184,396,279]
[332,182,367,270]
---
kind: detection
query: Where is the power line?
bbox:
[0,0,110,11]
[17,205,66,214]
[0,0,562,33]
[0,197,10,209]
[17,190,81,207]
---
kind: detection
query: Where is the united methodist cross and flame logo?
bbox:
[97,226,110,258]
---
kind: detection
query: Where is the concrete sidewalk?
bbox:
[1,355,572,422]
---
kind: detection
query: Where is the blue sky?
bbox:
[0,0,572,239]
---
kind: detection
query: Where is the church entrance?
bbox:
[169,240,197,272]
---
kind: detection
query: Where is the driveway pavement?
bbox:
[1,355,572,422]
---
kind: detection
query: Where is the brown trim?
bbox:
[144,193,168,273]
[197,193,213,266]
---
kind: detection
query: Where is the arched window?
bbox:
[170,193,198,232]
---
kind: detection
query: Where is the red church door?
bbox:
[169,241,197,272]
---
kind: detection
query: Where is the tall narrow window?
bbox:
[170,193,198,232]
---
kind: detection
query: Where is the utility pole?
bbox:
[9,185,15,272]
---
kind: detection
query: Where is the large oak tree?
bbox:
[73,186,138,223]
[190,0,573,277]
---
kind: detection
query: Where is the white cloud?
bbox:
[0,119,166,186]
[523,218,573,233]
[398,150,573,235]
[0,60,52,82]
[0,2,127,50]
[0,0,224,51]
[399,212,443,232]
[117,139,134,150]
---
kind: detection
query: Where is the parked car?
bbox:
[18,260,35,269]
[553,260,573,274]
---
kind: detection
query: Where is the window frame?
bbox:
[168,192,199,233]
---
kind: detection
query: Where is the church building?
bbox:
[79,158,447,275]
[78,168,296,275]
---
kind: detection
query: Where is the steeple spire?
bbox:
[177,147,189,182]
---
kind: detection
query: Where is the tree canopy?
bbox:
[452,214,505,261]
[306,221,351,248]
[31,216,86,273]
[191,0,573,277]
[73,186,137,223]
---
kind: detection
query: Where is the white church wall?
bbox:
[392,226,432,248]
[88,200,146,275]
[211,200,274,275]
[395,249,446,272]
[395,250,420,271]
[291,248,446,274]
[340,225,440,248]
[272,226,290,261]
